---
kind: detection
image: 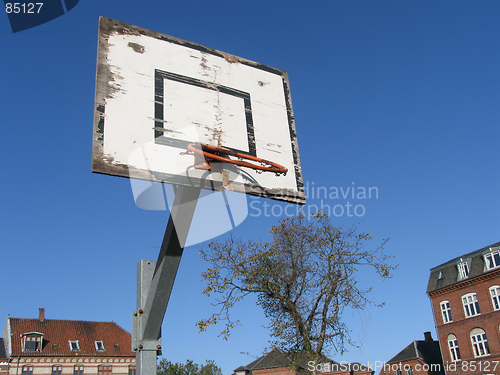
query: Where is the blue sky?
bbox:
[1,1,499,373]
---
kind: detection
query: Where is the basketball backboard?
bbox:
[92,17,305,204]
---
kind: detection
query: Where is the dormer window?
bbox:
[23,333,43,352]
[95,341,105,351]
[69,340,80,351]
[484,248,500,271]
[457,259,469,280]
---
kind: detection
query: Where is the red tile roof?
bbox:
[8,317,135,357]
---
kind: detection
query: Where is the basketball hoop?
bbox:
[182,143,288,176]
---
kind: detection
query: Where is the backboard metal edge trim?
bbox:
[98,16,286,77]
[92,162,306,205]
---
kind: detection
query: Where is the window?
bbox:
[23,334,43,352]
[404,366,413,375]
[490,286,500,310]
[470,328,490,357]
[440,300,453,323]
[69,340,80,351]
[74,366,84,375]
[95,341,105,351]
[98,365,112,375]
[395,370,402,375]
[457,259,469,279]
[22,366,33,375]
[52,366,62,375]
[447,334,461,362]
[438,270,444,279]
[462,293,481,317]
[128,366,136,375]
[484,248,500,270]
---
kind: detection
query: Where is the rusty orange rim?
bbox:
[184,143,288,175]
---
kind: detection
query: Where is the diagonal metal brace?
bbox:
[132,185,201,375]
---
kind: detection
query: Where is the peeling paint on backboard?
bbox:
[92,17,305,205]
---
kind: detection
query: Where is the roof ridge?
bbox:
[430,241,500,270]
[413,341,419,359]
[10,317,119,324]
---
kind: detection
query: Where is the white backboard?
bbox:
[92,17,305,204]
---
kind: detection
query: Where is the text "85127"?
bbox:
[5,3,43,13]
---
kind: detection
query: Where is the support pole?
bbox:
[132,185,201,375]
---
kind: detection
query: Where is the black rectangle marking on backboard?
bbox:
[154,69,256,157]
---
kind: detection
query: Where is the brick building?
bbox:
[1,309,135,375]
[233,348,374,375]
[1,338,7,375]
[427,242,500,375]
[377,332,444,375]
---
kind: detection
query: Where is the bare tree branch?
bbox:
[197,212,396,360]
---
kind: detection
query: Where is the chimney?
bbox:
[424,331,433,342]
[39,308,45,322]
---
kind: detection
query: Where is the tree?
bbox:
[157,359,222,375]
[197,212,396,362]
